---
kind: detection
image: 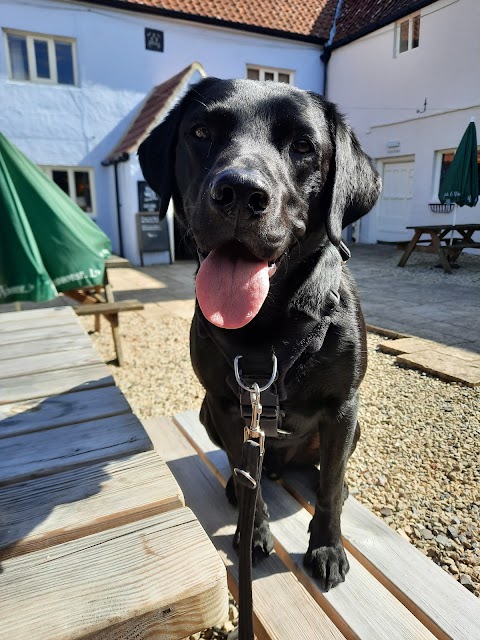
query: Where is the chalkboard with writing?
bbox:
[136,213,172,265]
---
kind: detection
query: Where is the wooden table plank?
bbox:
[0,322,83,347]
[0,306,74,325]
[145,416,346,640]
[0,307,78,333]
[0,413,152,487]
[0,386,131,439]
[0,450,184,561]
[171,412,437,640]
[0,307,77,332]
[0,509,228,640]
[0,363,114,404]
[0,347,102,379]
[0,333,92,361]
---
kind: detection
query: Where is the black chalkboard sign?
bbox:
[136,213,172,265]
[138,181,160,212]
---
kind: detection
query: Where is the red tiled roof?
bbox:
[104,62,204,162]
[332,0,438,46]
[79,0,338,41]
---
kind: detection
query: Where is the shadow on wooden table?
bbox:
[0,381,155,570]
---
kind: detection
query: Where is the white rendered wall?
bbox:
[328,0,480,244]
[0,0,324,263]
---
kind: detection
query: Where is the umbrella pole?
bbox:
[449,204,457,245]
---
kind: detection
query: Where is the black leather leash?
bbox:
[232,377,271,640]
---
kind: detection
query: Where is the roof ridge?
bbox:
[103,62,206,164]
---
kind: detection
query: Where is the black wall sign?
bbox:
[138,180,160,212]
[145,28,164,52]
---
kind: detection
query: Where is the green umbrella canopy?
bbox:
[0,132,111,303]
[439,121,479,207]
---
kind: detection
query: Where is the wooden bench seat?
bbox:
[143,411,480,640]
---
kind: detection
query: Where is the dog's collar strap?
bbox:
[339,240,351,263]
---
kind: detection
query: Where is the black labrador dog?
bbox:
[139,78,380,590]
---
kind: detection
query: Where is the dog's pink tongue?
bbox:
[196,245,269,329]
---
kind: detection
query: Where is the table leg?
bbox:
[430,232,453,273]
[398,230,422,267]
[105,312,123,365]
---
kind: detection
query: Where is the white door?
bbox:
[377,161,415,242]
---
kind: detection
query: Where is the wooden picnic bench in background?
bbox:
[64,256,144,365]
[398,224,480,273]
[143,410,480,640]
[0,307,228,640]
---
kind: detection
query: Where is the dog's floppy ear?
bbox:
[138,99,186,219]
[323,100,381,246]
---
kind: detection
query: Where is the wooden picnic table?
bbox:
[0,307,227,640]
[398,223,480,273]
[62,256,144,365]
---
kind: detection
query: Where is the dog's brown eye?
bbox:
[291,139,313,154]
[192,125,210,140]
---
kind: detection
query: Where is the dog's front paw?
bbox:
[252,521,274,564]
[303,542,349,591]
[233,522,274,565]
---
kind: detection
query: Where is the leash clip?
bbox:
[243,383,265,454]
[234,354,277,455]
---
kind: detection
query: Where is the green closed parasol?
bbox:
[0,132,111,303]
[439,120,479,219]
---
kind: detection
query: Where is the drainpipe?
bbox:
[101,152,129,257]
[321,0,344,98]
[320,47,332,98]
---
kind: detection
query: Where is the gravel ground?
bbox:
[80,310,480,615]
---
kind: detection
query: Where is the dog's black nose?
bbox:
[210,170,269,215]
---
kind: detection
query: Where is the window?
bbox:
[41,166,96,216]
[247,66,293,84]
[5,30,77,85]
[439,150,480,196]
[395,13,420,55]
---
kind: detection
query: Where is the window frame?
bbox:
[4,29,78,86]
[41,165,96,217]
[395,12,421,56]
[246,65,294,84]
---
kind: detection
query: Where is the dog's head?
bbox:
[139,78,380,328]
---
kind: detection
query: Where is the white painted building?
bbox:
[0,0,327,265]
[327,0,480,245]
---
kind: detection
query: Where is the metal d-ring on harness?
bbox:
[233,354,277,640]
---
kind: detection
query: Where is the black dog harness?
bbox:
[198,241,350,640]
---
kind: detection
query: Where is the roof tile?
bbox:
[82,0,338,40]
[333,0,438,46]
[105,63,201,162]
